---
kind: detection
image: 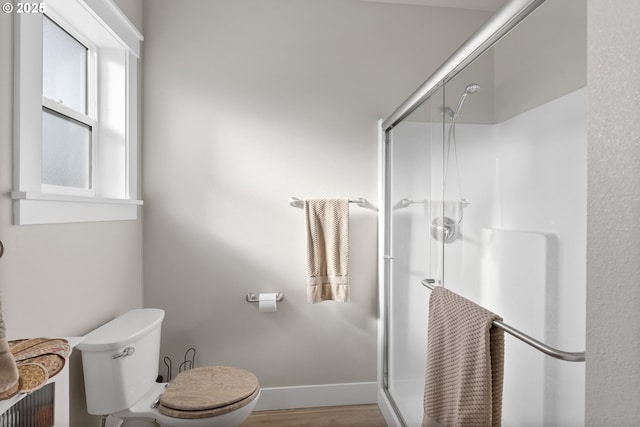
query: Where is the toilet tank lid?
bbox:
[77,308,165,352]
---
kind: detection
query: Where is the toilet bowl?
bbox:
[113,382,260,427]
[77,309,260,427]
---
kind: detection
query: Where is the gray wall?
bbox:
[0,1,143,426]
[493,0,586,122]
[400,0,587,126]
[141,0,490,389]
[586,0,640,425]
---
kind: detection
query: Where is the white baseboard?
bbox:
[253,382,378,411]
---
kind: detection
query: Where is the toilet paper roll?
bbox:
[258,293,278,313]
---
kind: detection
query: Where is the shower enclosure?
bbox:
[377,0,586,426]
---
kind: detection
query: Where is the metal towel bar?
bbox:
[421,279,586,362]
[289,196,366,208]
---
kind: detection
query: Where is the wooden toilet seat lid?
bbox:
[159,366,259,419]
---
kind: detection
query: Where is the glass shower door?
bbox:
[381,1,586,426]
[384,86,445,427]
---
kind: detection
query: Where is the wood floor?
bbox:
[240,404,388,427]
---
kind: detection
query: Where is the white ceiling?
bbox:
[361,0,506,11]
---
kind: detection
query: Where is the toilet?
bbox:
[77,309,260,427]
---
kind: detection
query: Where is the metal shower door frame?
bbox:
[377,1,549,425]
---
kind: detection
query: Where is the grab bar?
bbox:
[421,279,586,362]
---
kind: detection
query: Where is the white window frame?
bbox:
[12,0,144,225]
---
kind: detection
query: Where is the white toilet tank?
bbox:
[77,309,165,415]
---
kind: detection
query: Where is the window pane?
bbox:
[42,109,91,189]
[42,15,87,114]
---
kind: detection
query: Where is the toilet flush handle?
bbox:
[112,346,135,359]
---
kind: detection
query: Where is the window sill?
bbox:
[11,192,143,225]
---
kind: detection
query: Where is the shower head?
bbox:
[453,83,481,118]
[465,83,481,94]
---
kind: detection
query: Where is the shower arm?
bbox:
[421,279,586,362]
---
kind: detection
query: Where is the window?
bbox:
[42,15,95,196]
[12,0,143,224]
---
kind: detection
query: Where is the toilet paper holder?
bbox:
[246,292,285,303]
